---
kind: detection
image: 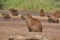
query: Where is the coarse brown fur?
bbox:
[47,14,59,23]
[9,8,18,16]
[40,9,45,17]
[21,13,42,32]
[54,11,60,18]
[1,13,10,20]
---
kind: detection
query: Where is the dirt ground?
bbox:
[0,15,60,40]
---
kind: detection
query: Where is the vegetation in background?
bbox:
[1,0,60,12]
[0,0,4,9]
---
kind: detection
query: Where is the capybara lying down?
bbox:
[21,13,42,32]
[47,14,59,23]
[1,13,10,20]
[54,11,60,18]
[9,8,18,16]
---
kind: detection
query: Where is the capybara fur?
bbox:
[9,8,18,16]
[40,9,45,17]
[1,13,10,20]
[47,14,59,23]
[21,13,42,32]
[54,11,60,18]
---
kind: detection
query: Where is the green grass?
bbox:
[1,0,60,12]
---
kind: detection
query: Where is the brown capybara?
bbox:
[40,9,45,17]
[47,14,59,23]
[1,13,10,20]
[21,13,42,32]
[54,11,60,18]
[9,8,18,16]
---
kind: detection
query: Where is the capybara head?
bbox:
[21,13,32,20]
[40,9,45,17]
[40,9,44,12]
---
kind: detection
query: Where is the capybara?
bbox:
[1,13,10,20]
[40,9,45,17]
[47,14,59,23]
[9,8,18,16]
[21,13,42,32]
[54,11,60,18]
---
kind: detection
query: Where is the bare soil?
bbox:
[0,15,60,40]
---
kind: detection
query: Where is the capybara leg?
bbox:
[28,27,32,32]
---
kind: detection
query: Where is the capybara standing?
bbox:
[40,9,45,17]
[21,13,42,32]
[47,14,59,23]
[9,8,18,16]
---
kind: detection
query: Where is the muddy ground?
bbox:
[0,15,60,40]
